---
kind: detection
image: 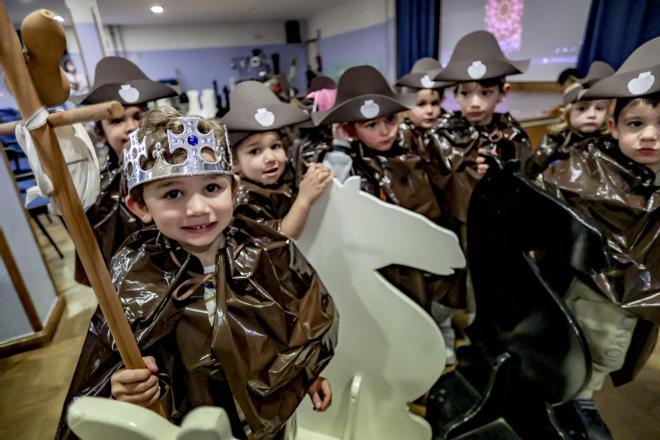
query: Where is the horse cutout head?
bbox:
[427,156,611,439]
[294,176,465,440]
[67,397,237,440]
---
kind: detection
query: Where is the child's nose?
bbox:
[186,194,210,216]
[640,124,658,140]
[127,118,139,132]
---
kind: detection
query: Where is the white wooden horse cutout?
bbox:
[67,397,237,440]
[294,177,465,440]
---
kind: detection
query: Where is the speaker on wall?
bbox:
[285,20,301,44]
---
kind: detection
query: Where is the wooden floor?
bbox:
[0,217,658,439]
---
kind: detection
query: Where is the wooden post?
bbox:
[0,5,164,416]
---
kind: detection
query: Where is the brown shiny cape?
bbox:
[426,111,532,231]
[74,150,142,285]
[537,138,659,383]
[528,131,613,179]
[234,168,297,232]
[294,138,452,310]
[414,112,531,308]
[57,215,338,440]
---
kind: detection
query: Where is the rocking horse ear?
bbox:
[343,176,362,192]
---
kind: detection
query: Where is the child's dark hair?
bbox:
[126,106,232,204]
[453,76,506,93]
[612,92,660,122]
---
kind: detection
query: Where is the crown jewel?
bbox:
[124,116,233,191]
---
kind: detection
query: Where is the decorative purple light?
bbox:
[484,0,525,52]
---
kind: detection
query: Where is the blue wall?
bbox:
[317,18,395,81]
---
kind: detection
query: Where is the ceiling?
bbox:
[98,0,340,25]
[5,0,344,26]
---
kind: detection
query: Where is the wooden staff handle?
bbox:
[0,2,164,416]
[0,101,124,136]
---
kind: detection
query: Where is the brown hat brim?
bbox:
[395,72,453,90]
[582,66,660,99]
[71,78,177,105]
[312,93,415,126]
[221,101,310,132]
[433,59,529,82]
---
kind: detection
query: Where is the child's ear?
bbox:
[607,116,619,139]
[499,83,511,102]
[125,194,153,223]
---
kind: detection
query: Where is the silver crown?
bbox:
[124,116,233,191]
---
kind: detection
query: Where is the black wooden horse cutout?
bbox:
[426,157,612,439]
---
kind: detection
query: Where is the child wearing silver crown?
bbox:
[56,108,337,440]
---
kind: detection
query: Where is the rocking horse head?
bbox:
[298,176,465,276]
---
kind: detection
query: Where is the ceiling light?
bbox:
[53,15,64,22]
[150,5,164,14]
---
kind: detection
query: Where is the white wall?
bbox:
[117,21,288,52]
[306,0,394,40]
[0,157,58,342]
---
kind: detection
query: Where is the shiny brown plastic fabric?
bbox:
[426,111,532,233]
[295,138,451,311]
[528,131,613,179]
[74,151,142,285]
[418,112,531,308]
[537,138,659,322]
[234,169,296,232]
[57,215,338,440]
[537,138,658,384]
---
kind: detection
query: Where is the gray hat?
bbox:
[563,61,615,105]
[432,31,529,82]
[221,80,310,146]
[582,36,660,99]
[72,56,176,105]
[312,65,415,126]
[396,58,453,90]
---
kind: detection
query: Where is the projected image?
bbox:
[484,0,524,52]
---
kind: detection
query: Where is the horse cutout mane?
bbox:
[295,176,465,440]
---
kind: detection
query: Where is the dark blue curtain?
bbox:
[396,0,440,78]
[578,0,660,74]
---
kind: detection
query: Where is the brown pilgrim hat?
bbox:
[396,58,453,90]
[71,56,176,105]
[563,61,615,105]
[312,65,415,126]
[432,31,529,82]
[583,36,660,99]
[221,80,310,146]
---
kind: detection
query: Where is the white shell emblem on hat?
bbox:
[254,108,275,127]
[467,61,487,79]
[360,100,380,119]
[627,71,655,95]
[420,75,436,88]
[118,84,140,103]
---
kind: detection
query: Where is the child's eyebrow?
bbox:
[154,179,183,189]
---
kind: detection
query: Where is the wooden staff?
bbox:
[0,101,124,136]
[0,5,164,415]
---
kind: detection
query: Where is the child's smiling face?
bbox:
[609,100,660,172]
[234,131,288,185]
[127,174,235,259]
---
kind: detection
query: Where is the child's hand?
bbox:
[110,356,161,407]
[307,377,332,412]
[298,163,335,206]
[476,147,497,176]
